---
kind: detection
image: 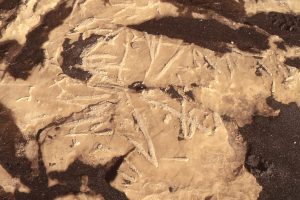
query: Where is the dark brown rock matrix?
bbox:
[239,97,300,200]
[129,17,269,54]
[61,33,101,81]
[4,1,74,80]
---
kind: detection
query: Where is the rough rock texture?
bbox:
[0,0,299,200]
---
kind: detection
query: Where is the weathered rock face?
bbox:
[0,0,299,200]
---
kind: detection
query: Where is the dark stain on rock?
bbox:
[0,0,22,35]
[246,12,300,47]
[191,83,199,87]
[5,1,74,80]
[0,103,31,186]
[132,114,138,124]
[104,156,126,183]
[204,195,213,200]
[0,102,128,200]
[129,17,269,54]
[255,68,263,76]
[178,125,184,141]
[203,56,214,69]
[0,0,21,10]
[128,81,147,92]
[168,186,178,193]
[161,0,246,22]
[239,96,300,200]
[253,56,263,59]
[284,57,300,69]
[255,62,267,77]
[162,85,183,101]
[177,136,184,141]
[122,179,131,185]
[0,40,21,62]
[104,149,133,183]
[47,160,128,200]
[274,41,287,51]
[61,33,102,81]
[185,90,195,101]
[135,1,300,52]
[221,114,232,122]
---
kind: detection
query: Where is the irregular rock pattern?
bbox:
[0,0,299,200]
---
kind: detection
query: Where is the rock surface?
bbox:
[0,0,299,200]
